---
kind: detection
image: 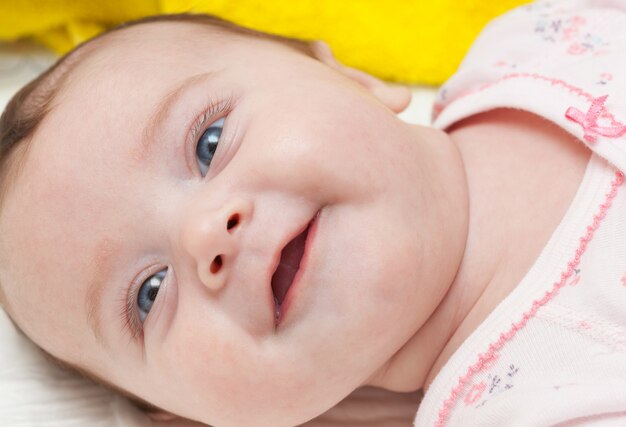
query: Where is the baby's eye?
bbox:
[137,269,167,322]
[196,117,224,176]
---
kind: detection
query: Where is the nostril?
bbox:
[227,213,240,232]
[210,255,223,274]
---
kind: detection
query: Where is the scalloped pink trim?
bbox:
[434,170,624,427]
[434,73,626,140]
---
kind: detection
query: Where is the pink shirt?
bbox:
[415,1,626,425]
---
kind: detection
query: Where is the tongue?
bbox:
[271,227,308,304]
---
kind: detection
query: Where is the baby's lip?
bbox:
[271,225,309,306]
[267,213,317,326]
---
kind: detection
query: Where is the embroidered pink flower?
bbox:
[600,73,613,81]
[464,382,487,406]
[578,320,591,330]
[567,42,587,55]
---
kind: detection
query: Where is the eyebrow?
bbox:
[86,72,216,347]
[133,72,217,166]
[87,236,118,348]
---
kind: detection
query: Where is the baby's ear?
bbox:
[310,40,411,114]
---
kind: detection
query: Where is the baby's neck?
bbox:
[369,108,590,393]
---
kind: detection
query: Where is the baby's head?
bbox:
[0,14,468,426]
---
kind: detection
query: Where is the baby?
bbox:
[1,0,626,426]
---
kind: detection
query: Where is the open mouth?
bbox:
[271,221,311,321]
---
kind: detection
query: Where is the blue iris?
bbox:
[196,117,224,176]
[137,269,167,322]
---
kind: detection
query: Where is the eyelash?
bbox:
[119,93,236,343]
[119,268,158,342]
[120,264,170,342]
[187,93,236,174]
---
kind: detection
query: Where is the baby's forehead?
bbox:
[55,20,280,114]
[62,22,213,85]
[75,19,254,68]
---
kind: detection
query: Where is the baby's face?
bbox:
[1,22,456,426]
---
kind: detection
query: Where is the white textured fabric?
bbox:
[416,1,626,426]
[0,309,151,426]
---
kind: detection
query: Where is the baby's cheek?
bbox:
[165,324,255,394]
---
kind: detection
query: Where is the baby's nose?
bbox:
[180,197,252,292]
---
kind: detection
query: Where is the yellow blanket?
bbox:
[0,0,527,84]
